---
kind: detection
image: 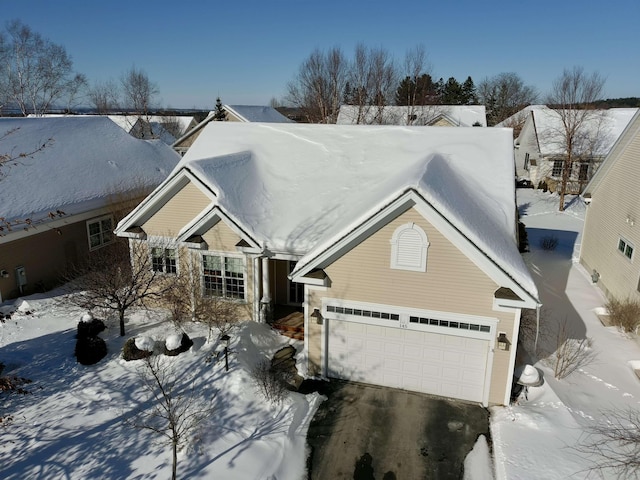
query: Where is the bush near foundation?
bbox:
[122,337,153,361]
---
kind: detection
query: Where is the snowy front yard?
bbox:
[0,297,322,480]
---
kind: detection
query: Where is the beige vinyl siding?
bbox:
[307,207,518,405]
[432,117,453,127]
[142,182,211,237]
[324,209,498,314]
[202,220,242,252]
[581,132,640,301]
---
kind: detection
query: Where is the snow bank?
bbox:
[463,435,493,480]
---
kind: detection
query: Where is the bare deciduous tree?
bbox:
[399,44,430,124]
[158,115,184,140]
[547,67,606,211]
[286,47,348,123]
[87,79,120,114]
[0,20,86,116]
[477,72,538,127]
[575,408,640,478]
[0,127,52,180]
[66,240,175,336]
[132,356,214,480]
[120,66,159,120]
[549,317,597,379]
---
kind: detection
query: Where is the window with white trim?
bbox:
[202,254,245,300]
[87,215,114,250]
[390,222,429,272]
[618,238,634,260]
[552,159,564,177]
[151,247,177,274]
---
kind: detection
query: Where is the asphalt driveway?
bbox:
[301,380,489,479]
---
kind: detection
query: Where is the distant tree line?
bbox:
[0,19,177,124]
[285,45,542,125]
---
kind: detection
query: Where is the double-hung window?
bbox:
[552,159,564,177]
[151,247,177,274]
[87,215,114,250]
[202,254,245,300]
[618,238,634,260]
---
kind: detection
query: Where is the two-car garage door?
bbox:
[327,316,490,403]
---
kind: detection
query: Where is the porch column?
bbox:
[260,256,272,323]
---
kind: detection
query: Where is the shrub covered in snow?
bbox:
[75,314,108,365]
[77,318,106,339]
[75,336,108,365]
[122,337,153,361]
[164,332,193,356]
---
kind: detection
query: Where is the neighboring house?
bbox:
[0,117,179,301]
[580,110,640,302]
[336,105,487,127]
[494,105,546,138]
[514,106,638,188]
[29,114,189,145]
[116,122,539,406]
[172,105,293,156]
[110,115,195,145]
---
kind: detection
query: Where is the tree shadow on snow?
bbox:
[522,227,588,358]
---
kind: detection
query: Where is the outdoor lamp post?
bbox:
[221,334,230,371]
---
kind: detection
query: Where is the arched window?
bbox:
[390,222,429,272]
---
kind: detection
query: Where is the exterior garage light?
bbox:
[497,332,510,351]
[311,308,323,325]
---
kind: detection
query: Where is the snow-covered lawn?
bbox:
[0,296,321,480]
[491,189,640,479]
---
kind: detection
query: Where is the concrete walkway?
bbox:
[303,380,488,479]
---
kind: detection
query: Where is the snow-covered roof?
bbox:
[336,105,487,127]
[224,105,293,123]
[148,115,195,132]
[106,115,142,133]
[0,117,179,226]
[530,107,639,156]
[494,105,547,128]
[159,122,536,298]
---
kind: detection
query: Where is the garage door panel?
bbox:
[403,344,424,358]
[443,351,464,364]
[384,341,404,356]
[327,318,489,403]
[423,349,444,361]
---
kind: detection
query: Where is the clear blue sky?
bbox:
[2,0,638,110]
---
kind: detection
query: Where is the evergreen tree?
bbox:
[461,76,478,104]
[343,82,353,105]
[395,74,439,106]
[435,78,445,103]
[415,74,438,104]
[441,77,464,104]
[395,76,414,106]
[213,97,226,121]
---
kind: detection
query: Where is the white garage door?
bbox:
[327,318,490,403]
